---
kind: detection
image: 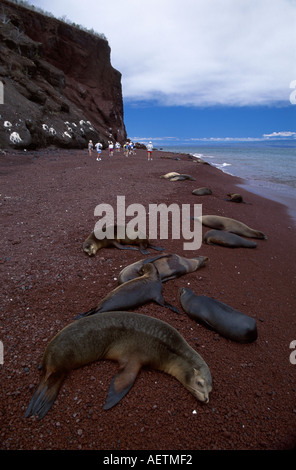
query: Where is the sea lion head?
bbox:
[187,368,212,403]
[83,240,97,256]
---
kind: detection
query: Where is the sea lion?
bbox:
[203,229,257,248]
[160,172,180,179]
[77,263,179,318]
[192,187,212,196]
[118,253,209,284]
[226,193,244,203]
[179,287,258,343]
[25,311,212,419]
[194,215,267,239]
[168,174,196,181]
[83,224,164,256]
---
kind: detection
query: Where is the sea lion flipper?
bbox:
[164,302,180,314]
[139,247,150,255]
[75,306,98,319]
[104,362,141,410]
[112,241,138,251]
[155,298,180,314]
[149,245,165,252]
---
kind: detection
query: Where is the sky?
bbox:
[27,0,296,142]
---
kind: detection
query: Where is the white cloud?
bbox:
[263,131,296,138]
[29,0,296,106]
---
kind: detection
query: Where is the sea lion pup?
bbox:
[83,224,164,256]
[25,311,212,419]
[77,263,179,318]
[118,253,209,284]
[179,288,258,343]
[192,187,212,196]
[203,229,257,248]
[194,215,267,239]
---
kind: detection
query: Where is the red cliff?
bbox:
[0,0,127,149]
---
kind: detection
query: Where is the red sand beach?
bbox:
[0,147,295,451]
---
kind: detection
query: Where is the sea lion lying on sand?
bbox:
[194,215,267,239]
[179,287,258,343]
[203,229,257,248]
[160,172,196,181]
[77,263,180,318]
[225,193,251,203]
[83,224,164,256]
[118,253,208,284]
[192,187,212,196]
[25,311,212,419]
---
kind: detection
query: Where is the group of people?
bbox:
[87,139,153,161]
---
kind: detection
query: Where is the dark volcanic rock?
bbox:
[0,0,127,149]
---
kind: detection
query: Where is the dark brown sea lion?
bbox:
[192,188,212,196]
[118,253,208,284]
[194,215,267,239]
[77,263,179,318]
[226,193,244,203]
[25,311,212,419]
[203,229,257,248]
[179,287,258,343]
[83,224,164,256]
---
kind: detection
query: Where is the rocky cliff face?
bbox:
[0,0,127,149]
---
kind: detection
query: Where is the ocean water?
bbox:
[160,140,296,223]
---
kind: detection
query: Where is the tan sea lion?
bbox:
[179,287,258,343]
[203,229,257,248]
[83,224,164,256]
[77,263,179,318]
[118,253,209,284]
[194,215,267,239]
[25,311,212,419]
[192,188,212,196]
[160,172,180,179]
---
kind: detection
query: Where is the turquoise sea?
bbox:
[159,140,296,223]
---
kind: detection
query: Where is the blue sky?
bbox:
[28,0,296,142]
[124,104,296,142]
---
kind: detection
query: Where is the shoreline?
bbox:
[1,147,295,450]
[158,148,296,227]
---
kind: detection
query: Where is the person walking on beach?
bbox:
[88,140,93,156]
[108,141,114,156]
[147,141,153,161]
[95,142,102,161]
[124,142,129,157]
[115,142,121,153]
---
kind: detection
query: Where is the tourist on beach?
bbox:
[108,141,114,156]
[147,141,153,160]
[124,142,129,157]
[95,142,102,161]
[129,141,135,155]
[115,142,121,153]
[88,140,93,156]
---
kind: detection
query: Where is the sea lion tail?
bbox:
[25,371,65,419]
